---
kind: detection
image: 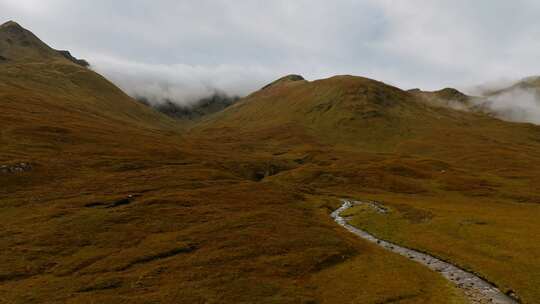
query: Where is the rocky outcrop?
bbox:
[56,50,89,67]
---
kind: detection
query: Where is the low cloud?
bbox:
[463,78,520,97]
[90,55,276,105]
[480,87,540,125]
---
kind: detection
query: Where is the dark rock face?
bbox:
[137,93,239,120]
[56,50,90,67]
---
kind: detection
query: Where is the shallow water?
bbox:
[331,200,518,304]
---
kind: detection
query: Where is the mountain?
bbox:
[0,20,181,213]
[194,74,540,184]
[0,20,60,62]
[195,74,540,303]
[0,20,88,66]
[0,21,175,129]
[196,75,421,148]
[196,75,516,153]
[2,21,540,304]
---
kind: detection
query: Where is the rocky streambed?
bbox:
[331,200,519,304]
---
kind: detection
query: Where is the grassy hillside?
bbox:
[3,19,540,304]
[0,65,468,304]
[0,21,60,63]
[0,64,468,303]
[0,22,471,304]
[194,74,540,303]
[196,75,419,150]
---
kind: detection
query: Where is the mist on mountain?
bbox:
[136,92,240,120]
[466,77,540,125]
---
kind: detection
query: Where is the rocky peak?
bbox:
[0,20,89,67]
[0,20,23,30]
[56,50,90,67]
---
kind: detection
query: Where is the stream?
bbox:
[331,200,519,304]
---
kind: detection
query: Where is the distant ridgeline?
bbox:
[136,93,240,120]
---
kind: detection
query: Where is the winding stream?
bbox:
[331,200,519,304]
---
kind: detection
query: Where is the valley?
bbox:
[1,20,540,304]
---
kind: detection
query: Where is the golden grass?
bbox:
[344,193,540,303]
[2,62,540,303]
[194,75,540,303]
[311,253,466,304]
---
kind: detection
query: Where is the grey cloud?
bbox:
[91,54,275,104]
[482,88,540,124]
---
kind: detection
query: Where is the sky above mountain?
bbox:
[3,0,540,102]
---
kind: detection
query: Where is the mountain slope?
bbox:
[197,74,540,195]
[0,20,183,214]
[0,21,180,167]
[0,22,473,304]
[0,20,173,128]
[2,20,540,304]
[196,74,535,155]
[197,75,422,149]
[0,21,59,62]
[193,74,540,303]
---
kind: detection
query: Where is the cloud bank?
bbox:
[90,55,274,105]
[487,89,540,124]
[475,84,540,125]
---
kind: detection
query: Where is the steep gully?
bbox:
[331,200,519,304]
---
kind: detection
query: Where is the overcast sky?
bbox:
[3,0,540,103]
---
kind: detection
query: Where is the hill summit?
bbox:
[0,20,88,66]
[196,75,423,148]
[408,87,473,110]
[261,74,306,90]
